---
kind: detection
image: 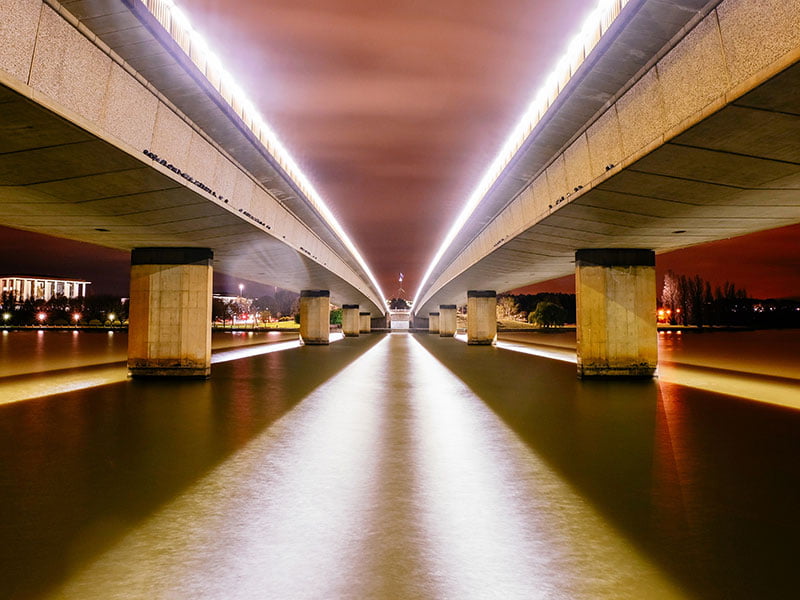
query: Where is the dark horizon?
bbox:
[2,221,798,301]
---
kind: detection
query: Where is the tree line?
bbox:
[496,292,576,327]
[661,270,800,328]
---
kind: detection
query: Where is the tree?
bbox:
[496,294,520,319]
[330,308,343,325]
[528,301,566,327]
[661,270,681,324]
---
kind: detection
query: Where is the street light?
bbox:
[73,313,81,323]
[239,283,244,297]
[37,312,46,323]
[2,313,10,322]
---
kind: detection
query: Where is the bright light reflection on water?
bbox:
[3,331,800,598]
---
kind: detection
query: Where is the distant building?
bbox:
[1,276,90,303]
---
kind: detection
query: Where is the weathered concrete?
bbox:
[127,247,212,378]
[342,304,360,337]
[359,312,371,334]
[575,249,657,378]
[428,312,440,334]
[0,0,385,317]
[439,305,457,337]
[467,290,497,345]
[300,290,330,345]
[413,0,800,318]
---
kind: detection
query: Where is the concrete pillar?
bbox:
[359,312,371,333]
[342,304,360,337]
[575,249,657,378]
[128,247,213,378]
[467,290,497,345]
[428,312,440,334]
[439,304,457,337]
[300,290,330,345]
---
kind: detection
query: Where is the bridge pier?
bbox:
[428,312,440,334]
[439,305,457,337]
[300,290,330,345]
[575,249,657,378]
[342,304,360,337]
[359,312,371,333]
[467,290,497,345]
[127,248,213,378]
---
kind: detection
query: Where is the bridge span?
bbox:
[0,0,386,375]
[413,0,800,376]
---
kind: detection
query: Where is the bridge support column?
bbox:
[439,304,457,337]
[342,304,360,337]
[300,290,330,345]
[576,249,657,378]
[127,248,213,378]
[359,312,371,333]
[428,312,440,334]
[467,290,497,345]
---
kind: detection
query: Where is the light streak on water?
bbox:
[0,331,334,405]
[51,334,682,599]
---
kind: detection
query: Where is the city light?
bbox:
[2,313,10,321]
[73,313,81,322]
[37,312,46,322]
[108,313,116,322]
[137,0,387,310]
[412,0,630,309]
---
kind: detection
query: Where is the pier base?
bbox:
[342,304,360,337]
[428,312,440,334]
[300,290,330,345]
[127,248,212,378]
[439,305,457,337]
[467,290,497,345]
[576,249,657,378]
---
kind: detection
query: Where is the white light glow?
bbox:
[412,0,629,310]
[139,0,387,310]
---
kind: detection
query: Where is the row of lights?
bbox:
[412,0,630,309]
[137,0,387,309]
[2,313,115,322]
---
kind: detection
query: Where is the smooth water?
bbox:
[1,330,799,598]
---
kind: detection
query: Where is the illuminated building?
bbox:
[0,275,90,303]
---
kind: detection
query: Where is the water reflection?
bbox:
[2,332,800,598]
[0,334,384,597]
[415,334,800,598]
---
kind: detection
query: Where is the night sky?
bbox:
[1,0,798,300]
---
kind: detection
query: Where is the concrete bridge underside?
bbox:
[415,0,800,315]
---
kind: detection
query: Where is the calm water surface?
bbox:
[0,330,799,598]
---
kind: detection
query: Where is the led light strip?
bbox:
[138,0,387,309]
[412,0,629,309]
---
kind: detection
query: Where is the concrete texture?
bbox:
[575,250,657,378]
[415,0,800,316]
[0,0,386,315]
[300,291,330,345]
[466,291,497,346]
[438,305,456,338]
[359,312,371,334]
[342,305,360,337]
[0,0,41,82]
[428,312,439,334]
[127,247,213,377]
